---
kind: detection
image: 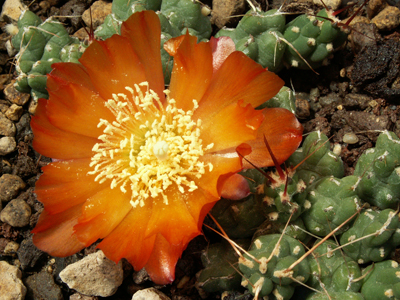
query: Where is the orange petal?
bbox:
[32,204,85,257]
[166,33,213,111]
[48,62,95,91]
[193,152,243,198]
[74,188,132,246]
[220,174,251,200]
[200,100,264,152]
[45,83,114,139]
[31,99,99,159]
[121,10,165,98]
[97,205,155,270]
[79,35,147,101]
[144,233,184,285]
[35,158,103,214]
[145,184,201,247]
[243,108,303,168]
[179,184,219,229]
[194,51,283,120]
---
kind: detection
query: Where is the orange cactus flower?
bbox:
[30,10,303,284]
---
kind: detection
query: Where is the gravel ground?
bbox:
[0,0,400,299]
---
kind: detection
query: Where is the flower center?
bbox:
[88,82,214,208]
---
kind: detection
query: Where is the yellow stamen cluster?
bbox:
[88,82,213,208]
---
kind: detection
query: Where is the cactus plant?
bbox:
[239,234,310,299]
[354,130,400,209]
[287,131,345,185]
[340,208,400,264]
[197,239,251,293]
[210,169,266,239]
[11,10,85,100]
[283,9,347,69]
[300,175,362,236]
[361,260,400,300]
[307,239,362,293]
[216,7,348,71]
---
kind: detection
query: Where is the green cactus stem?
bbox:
[340,208,400,264]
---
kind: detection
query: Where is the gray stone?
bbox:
[17,236,45,270]
[25,270,63,300]
[59,250,123,297]
[0,136,16,155]
[5,104,23,122]
[0,261,27,300]
[0,0,27,22]
[0,174,26,202]
[1,199,32,227]
[0,112,16,136]
[131,288,171,300]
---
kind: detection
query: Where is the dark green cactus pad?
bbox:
[354,131,400,209]
[301,175,362,236]
[340,208,400,264]
[239,234,310,298]
[197,239,251,293]
[308,239,362,293]
[287,131,345,185]
[253,217,311,243]
[361,260,400,300]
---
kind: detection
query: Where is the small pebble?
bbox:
[0,136,17,155]
[371,6,400,31]
[343,133,359,144]
[5,104,23,121]
[0,199,32,227]
[0,0,27,22]
[82,0,112,29]
[60,250,123,297]
[25,270,63,300]
[0,174,26,202]
[131,288,171,300]
[4,81,31,106]
[0,261,27,300]
[4,241,20,255]
[0,112,16,136]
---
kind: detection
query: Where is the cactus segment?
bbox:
[12,11,85,99]
[361,260,400,300]
[308,239,362,293]
[197,239,251,293]
[301,175,362,236]
[354,131,400,209]
[340,208,400,264]
[287,131,345,186]
[239,234,310,298]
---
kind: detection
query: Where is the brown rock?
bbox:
[211,0,247,28]
[0,199,32,227]
[0,174,26,202]
[371,6,400,31]
[82,0,113,30]
[3,81,30,106]
[367,0,388,19]
[5,104,23,121]
[0,112,16,136]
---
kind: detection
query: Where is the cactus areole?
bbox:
[30,10,303,284]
